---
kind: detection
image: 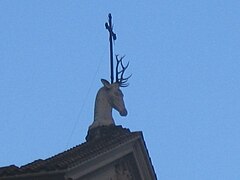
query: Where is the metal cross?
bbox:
[105,13,117,84]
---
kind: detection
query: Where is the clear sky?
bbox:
[1,1,240,179]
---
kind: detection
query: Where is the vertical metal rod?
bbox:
[109,14,114,84]
[105,13,115,84]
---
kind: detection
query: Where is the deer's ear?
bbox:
[101,79,111,89]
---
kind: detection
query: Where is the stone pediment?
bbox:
[0,126,156,180]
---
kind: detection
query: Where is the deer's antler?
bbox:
[115,55,132,87]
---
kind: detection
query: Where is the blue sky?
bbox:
[1,1,240,179]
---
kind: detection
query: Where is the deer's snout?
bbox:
[120,109,128,116]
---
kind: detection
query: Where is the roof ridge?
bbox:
[0,126,141,177]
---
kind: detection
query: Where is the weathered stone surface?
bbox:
[89,79,127,130]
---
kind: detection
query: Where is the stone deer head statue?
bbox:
[89,55,131,130]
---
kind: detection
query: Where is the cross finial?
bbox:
[105,13,117,84]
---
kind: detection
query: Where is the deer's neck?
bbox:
[90,88,115,129]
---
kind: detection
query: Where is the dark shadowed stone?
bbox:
[86,125,130,142]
